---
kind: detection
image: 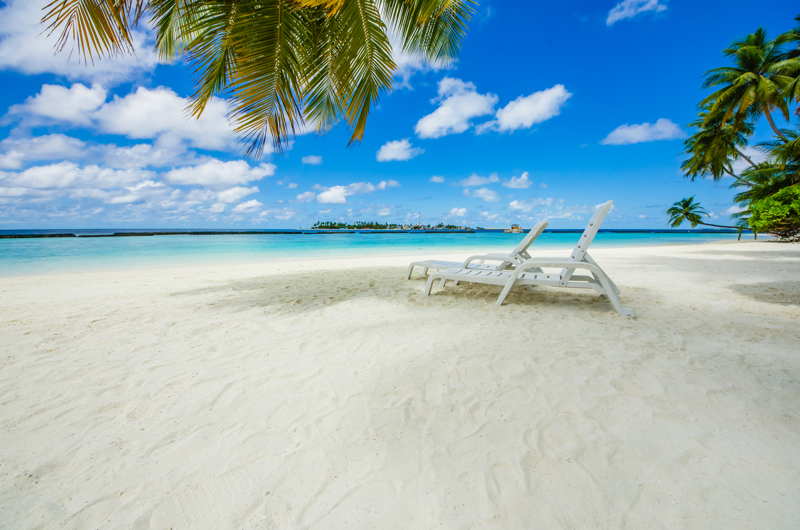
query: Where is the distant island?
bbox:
[311,221,473,231]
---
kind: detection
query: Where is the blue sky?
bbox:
[0,0,797,229]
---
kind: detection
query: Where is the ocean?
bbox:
[0,229,747,275]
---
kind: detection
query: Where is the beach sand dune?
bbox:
[1,241,799,529]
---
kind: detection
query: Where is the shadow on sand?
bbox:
[730,281,800,306]
[170,266,625,317]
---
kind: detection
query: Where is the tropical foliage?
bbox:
[749,184,800,241]
[42,0,475,154]
[675,15,800,240]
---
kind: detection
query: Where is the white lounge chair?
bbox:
[407,220,548,279]
[424,201,634,317]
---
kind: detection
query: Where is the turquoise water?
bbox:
[0,231,743,275]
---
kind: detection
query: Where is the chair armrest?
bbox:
[463,253,515,267]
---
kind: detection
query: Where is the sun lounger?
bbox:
[423,201,634,317]
[407,220,548,279]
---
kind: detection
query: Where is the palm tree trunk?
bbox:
[697,221,740,230]
[763,106,788,142]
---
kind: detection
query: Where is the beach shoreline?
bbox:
[1,240,799,528]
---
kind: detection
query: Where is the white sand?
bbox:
[1,240,799,529]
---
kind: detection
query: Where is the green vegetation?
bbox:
[311,221,470,230]
[42,0,475,154]
[673,14,800,241]
[749,184,800,240]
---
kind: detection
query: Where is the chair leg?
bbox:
[439,277,447,289]
[496,278,516,305]
[425,274,436,296]
[407,264,415,280]
[594,271,633,317]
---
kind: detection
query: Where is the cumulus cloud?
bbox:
[216,186,258,204]
[8,162,150,189]
[93,86,236,150]
[296,191,316,202]
[165,159,275,188]
[732,146,768,174]
[460,173,499,187]
[314,180,399,204]
[480,85,572,133]
[376,138,424,161]
[0,0,159,84]
[508,198,555,212]
[0,134,86,169]
[449,207,467,217]
[465,187,499,202]
[725,204,746,215]
[390,33,451,88]
[415,78,498,139]
[503,171,532,189]
[10,84,107,125]
[10,84,241,152]
[607,0,668,26]
[232,199,263,213]
[429,175,445,183]
[377,207,391,216]
[601,118,684,145]
[302,155,323,165]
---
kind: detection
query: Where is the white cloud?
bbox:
[314,180,399,204]
[317,186,349,204]
[508,198,555,212]
[725,204,746,215]
[0,134,86,169]
[415,78,498,139]
[732,146,768,175]
[94,86,237,151]
[480,211,500,221]
[377,207,391,216]
[503,171,532,189]
[390,33,451,88]
[11,83,107,125]
[302,155,323,165]
[449,207,467,217]
[296,191,316,202]
[232,199,263,213]
[100,138,195,169]
[216,186,258,204]
[429,175,445,183]
[165,159,275,188]
[465,187,499,203]
[607,0,668,26]
[9,162,150,189]
[480,85,572,133]
[601,118,684,145]
[460,173,499,187]
[376,138,423,161]
[0,0,159,84]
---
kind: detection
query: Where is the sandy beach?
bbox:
[1,240,799,529]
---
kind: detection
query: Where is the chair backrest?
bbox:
[510,220,548,261]
[561,200,613,281]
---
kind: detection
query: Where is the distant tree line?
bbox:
[311,221,470,230]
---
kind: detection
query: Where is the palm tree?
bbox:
[702,28,794,142]
[681,111,755,180]
[42,0,475,155]
[666,197,740,230]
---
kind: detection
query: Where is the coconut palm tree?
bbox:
[702,28,794,142]
[42,0,475,155]
[666,197,740,230]
[681,111,755,180]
